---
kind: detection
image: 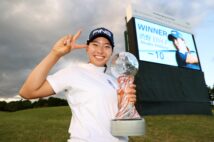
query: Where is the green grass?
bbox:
[0,107,71,142]
[130,115,214,142]
[0,107,214,142]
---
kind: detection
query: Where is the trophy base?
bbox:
[111,118,146,136]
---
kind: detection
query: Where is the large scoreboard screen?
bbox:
[134,18,201,70]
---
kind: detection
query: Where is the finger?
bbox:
[117,89,124,96]
[128,76,135,83]
[63,35,72,46]
[128,94,136,103]
[127,89,136,94]
[125,87,136,94]
[128,94,136,99]
[129,84,136,89]
[129,98,136,103]
[72,30,88,49]
[72,30,82,43]
[54,35,68,46]
[66,39,71,46]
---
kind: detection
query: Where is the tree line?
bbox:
[0,85,213,112]
[208,85,214,103]
[0,97,68,112]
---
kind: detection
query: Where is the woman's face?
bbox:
[86,37,113,67]
[173,38,187,51]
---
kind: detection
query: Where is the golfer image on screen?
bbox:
[168,30,200,70]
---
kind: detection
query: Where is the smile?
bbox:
[94,55,105,59]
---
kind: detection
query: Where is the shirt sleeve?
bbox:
[176,51,188,66]
[47,67,70,94]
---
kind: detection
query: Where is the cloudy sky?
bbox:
[0,0,214,102]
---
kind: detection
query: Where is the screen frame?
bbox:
[128,17,202,71]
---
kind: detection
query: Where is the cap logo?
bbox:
[87,27,114,47]
[92,29,112,37]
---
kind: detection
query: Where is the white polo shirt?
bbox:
[47,63,128,142]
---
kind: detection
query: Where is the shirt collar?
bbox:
[84,63,106,73]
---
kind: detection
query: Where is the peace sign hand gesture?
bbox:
[52,30,87,58]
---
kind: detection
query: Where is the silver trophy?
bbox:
[110,52,145,136]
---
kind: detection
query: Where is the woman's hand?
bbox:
[51,30,88,58]
[125,83,137,104]
[117,81,137,109]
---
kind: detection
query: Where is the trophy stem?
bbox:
[115,75,141,119]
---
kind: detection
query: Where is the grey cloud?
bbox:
[134,0,214,27]
[0,0,130,99]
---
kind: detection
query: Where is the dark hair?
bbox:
[104,64,107,73]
